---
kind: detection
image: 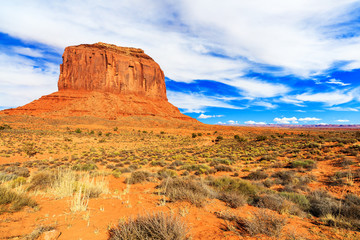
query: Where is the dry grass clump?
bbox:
[108,212,190,240]
[27,168,109,199]
[218,192,247,208]
[242,209,287,237]
[0,186,37,213]
[126,170,153,184]
[254,193,304,216]
[28,171,55,191]
[159,177,213,207]
[217,209,287,238]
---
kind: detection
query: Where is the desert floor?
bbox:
[0,115,359,239]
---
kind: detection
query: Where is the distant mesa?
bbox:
[1,42,195,121]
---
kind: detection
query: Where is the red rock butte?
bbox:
[1,42,195,121]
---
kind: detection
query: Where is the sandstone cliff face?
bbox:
[58,42,167,100]
[1,42,195,122]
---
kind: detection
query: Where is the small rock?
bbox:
[38,230,61,240]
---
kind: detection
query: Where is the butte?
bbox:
[1,42,196,122]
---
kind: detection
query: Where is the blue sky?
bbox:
[1,1,360,125]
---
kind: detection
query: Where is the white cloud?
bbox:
[167,91,241,113]
[0,1,358,83]
[274,117,298,124]
[1,0,360,110]
[274,116,321,124]
[12,47,44,58]
[198,113,224,119]
[279,96,305,106]
[295,91,353,106]
[222,78,290,98]
[298,117,321,121]
[337,119,350,122]
[180,0,360,77]
[326,78,350,86]
[244,120,266,125]
[253,101,278,109]
[327,107,358,111]
[0,53,58,107]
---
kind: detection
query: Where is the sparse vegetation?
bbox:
[108,212,190,240]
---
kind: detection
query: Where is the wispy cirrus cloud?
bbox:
[337,119,350,122]
[294,90,353,106]
[326,78,350,86]
[167,91,241,113]
[327,106,358,111]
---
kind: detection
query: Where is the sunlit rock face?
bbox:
[1,42,195,122]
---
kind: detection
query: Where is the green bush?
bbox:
[209,177,261,198]
[289,160,316,170]
[72,163,98,171]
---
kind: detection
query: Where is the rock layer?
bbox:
[1,43,195,122]
[58,42,167,100]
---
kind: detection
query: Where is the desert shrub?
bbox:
[10,177,27,188]
[0,124,11,130]
[22,143,38,157]
[181,164,210,174]
[308,190,339,217]
[74,128,82,133]
[209,177,261,200]
[337,157,354,167]
[126,171,153,184]
[157,168,177,179]
[112,169,122,178]
[28,171,56,191]
[254,194,290,214]
[0,172,18,182]
[192,133,197,138]
[235,209,287,237]
[218,192,247,208]
[341,194,360,221]
[289,160,316,170]
[210,158,233,166]
[216,136,223,141]
[306,142,321,149]
[170,160,184,167]
[150,160,166,167]
[279,192,310,211]
[329,171,353,186]
[108,212,190,240]
[5,166,30,178]
[256,135,267,141]
[0,186,37,212]
[214,165,233,172]
[72,163,98,171]
[245,170,268,180]
[272,171,297,185]
[159,177,213,207]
